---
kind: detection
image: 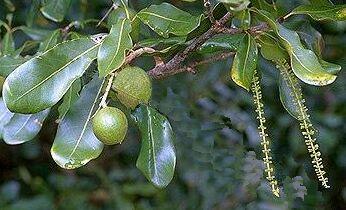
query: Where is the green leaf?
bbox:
[0,55,29,77]
[38,29,61,53]
[290,5,346,21]
[2,37,101,114]
[276,24,337,86]
[0,98,14,139]
[138,36,186,54]
[98,19,132,77]
[132,104,176,188]
[279,73,301,120]
[19,26,56,41]
[1,31,15,55]
[199,34,244,54]
[51,76,105,169]
[250,0,278,16]
[232,9,251,29]
[253,9,337,86]
[230,34,258,91]
[220,0,250,11]
[40,0,71,22]
[107,6,140,42]
[319,60,341,74]
[256,33,288,61]
[137,3,202,38]
[296,23,341,74]
[57,79,81,121]
[2,109,50,145]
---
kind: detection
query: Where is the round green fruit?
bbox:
[112,66,152,109]
[92,107,128,145]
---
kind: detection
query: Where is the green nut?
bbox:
[112,66,152,109]
[92,107,128,145]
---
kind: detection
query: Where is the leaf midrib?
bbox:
[105,19,127,72]
[139,11,190,24]
[147,107,158,180]
[13,43,99,103]
[68,79,105,159]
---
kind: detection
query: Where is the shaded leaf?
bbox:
[38,29,61,53]
[2,109,50,145]
[137,3,202,38]
[3,37,101,114]
[98,19,132,77]
[0,56,29,77]
[138,36,186,54]
[291,4,346,21]
[19,26,52,41]
[1,31,15,55]
[279,73,301,120]
[256,33,288,61]
[230,34,258,91]
[132,104,176,188]
[51,76,105,169]
[251,0,278,16]
[57,79,81,121]
[199,34,244,54]
[40,0,71,22]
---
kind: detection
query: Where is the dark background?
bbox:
[0,0,345,209]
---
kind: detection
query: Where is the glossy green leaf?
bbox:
[277,25,337,86]
[132,104,176,188]
[137,3,202,38]
[51,76,105,169]
[2,109,50,145]
[2,37,101,114]
[38,29,61,53]
[0,98,14,139]
[57,79,81,121]
[230,34,258,91]
[256,33,288,61]
[232,9,251,29]
[291,5,346,21]
[296,23,341,75]
[40,0,71,22]
[0,56,29,77]
[251,0,278,16]
[199,34,244,54]
[254,9,337,86]
[279,74,301,120]
[319,60,341,74]
[107,6,140,41]
[98,19,132,77]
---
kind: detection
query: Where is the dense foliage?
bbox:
[0,0,345,209]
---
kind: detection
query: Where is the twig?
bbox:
[99,72,116,108]
[97,3,118,27]
[147,13,269,79]
[204,0,215,23]
[124,47,155,64]
[172,52,235,76]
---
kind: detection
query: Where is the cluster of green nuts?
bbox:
[92,66,152,145]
